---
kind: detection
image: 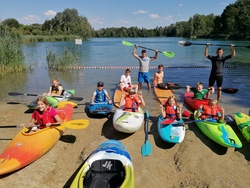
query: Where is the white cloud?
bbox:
[162,15,173,21]
[44,10,57,17]
[119,19,129,24]
[22,15,40,23]
[179,3,183,7]
[149,14,161,19]
[91,17,105,25]
[133,10,148,14]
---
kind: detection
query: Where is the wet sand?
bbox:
[0,99,250,188]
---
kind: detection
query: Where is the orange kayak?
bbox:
[0,104,73,175]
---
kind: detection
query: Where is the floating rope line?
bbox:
[69,65,249,69]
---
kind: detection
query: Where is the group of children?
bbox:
[21,70,225,132]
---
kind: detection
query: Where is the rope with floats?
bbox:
[69,65,249,69]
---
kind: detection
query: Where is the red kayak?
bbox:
[184,92,209,112]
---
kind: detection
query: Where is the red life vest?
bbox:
[201,105,221,120]
[124,95,140,112]
[165,104,177,119]
[33,106,56,128]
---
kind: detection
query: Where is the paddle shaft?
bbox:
[8,92,83,101]
[181,41,250,48]
[138,45,163,54]
[0,123,60,128]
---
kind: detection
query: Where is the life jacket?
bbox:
[124,95,140,112]
[165,104,177,119]
[33,106,56,128]
[94,89,107,103]
[51,84,64,95]
[201,105,221,120]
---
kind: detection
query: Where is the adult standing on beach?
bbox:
[204,43,236,100]
[132,45,158,90]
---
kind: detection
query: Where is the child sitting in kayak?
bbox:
[186,82,214,100]
[20,96,62,131]
[119,68,138,93]
[160,96,183,120]
[119,89,145,112]
[91,81,112,104]
[197,98,225,122]
[44,79,64,96]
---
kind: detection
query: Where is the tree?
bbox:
[2,18,20,28]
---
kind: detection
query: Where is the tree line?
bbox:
[1,0,250,40]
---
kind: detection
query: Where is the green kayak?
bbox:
[26,89,75,109]
[194,110,242,148]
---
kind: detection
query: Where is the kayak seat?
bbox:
[84,159,125,188]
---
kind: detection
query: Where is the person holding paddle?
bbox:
[20,96,62,131]
[132,45,158,90]
[204,43,236,100]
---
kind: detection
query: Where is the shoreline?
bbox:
[0,100,250,187]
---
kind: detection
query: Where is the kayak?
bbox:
[89,102,113,115]
[113,107,144,133]
[113,86,124,108]
[234,112,250,142]
[26,89,75,110]
[194,110,242,148]
[0,104,74,175]
[154,87,174,104]
[157,115,185,144]
[184,92,209,112]
[70,140,134,188]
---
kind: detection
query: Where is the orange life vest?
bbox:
[124,95,140,112]
[165,104,177,119]
[201,105,221,120]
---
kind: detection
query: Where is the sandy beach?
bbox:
[0,99,250,188]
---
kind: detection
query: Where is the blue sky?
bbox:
[0,0,236,30]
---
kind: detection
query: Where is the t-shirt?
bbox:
[138,56,150,72]
[191,88,209,100]
[120,75,132,88]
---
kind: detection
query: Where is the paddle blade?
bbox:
[122,41,134,46]
[161,51,175,58]
[57,101,78,108]
[178,41,192,46]
[62,119,89,129]
[8,92,23,96]
[222,88,238,94]
[141,141,152,156]
[69,96,84,101]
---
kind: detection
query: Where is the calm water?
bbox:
[1,37,250,115]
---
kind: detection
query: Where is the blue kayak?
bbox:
[157,115,186,144]
[89,102,113,115]
[70,140,134,188]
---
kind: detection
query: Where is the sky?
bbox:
[0,0,237,30]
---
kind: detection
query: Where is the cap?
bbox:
[97,81,104,86]
[141,49,146,53]
[129,88,136,94]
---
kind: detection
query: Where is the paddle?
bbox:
[141,110,152,156]
[8,92,84,101]
[166,84,238,94]
[0,119,89,130]
[178,41,250,48]
[122,41,175,58]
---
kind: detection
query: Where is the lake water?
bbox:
[1,37,250,115]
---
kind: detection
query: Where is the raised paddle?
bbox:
[141,110,152,156]
[8,92,84,101]
[178,41,250,48]
[0,119,89,130]
[122,41,175,58]
[166,84,238,94]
